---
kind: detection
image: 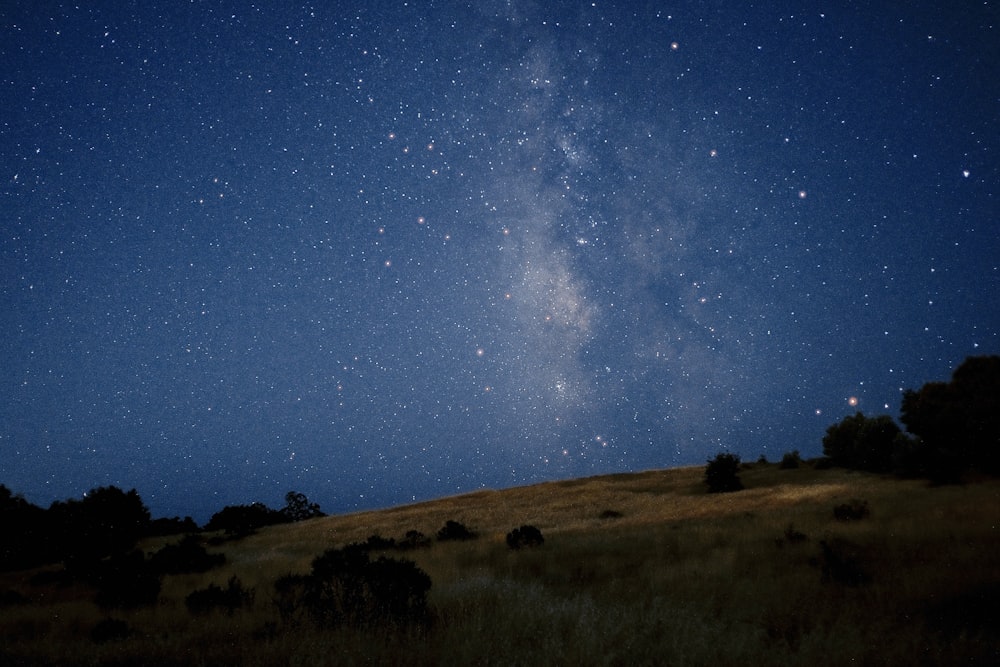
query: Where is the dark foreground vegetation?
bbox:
[0,355,996,664]
[1,465,997,666]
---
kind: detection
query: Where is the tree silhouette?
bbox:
[822,412,900,473]
[705,453,743,493]
[49,486,150,569]
[205,502,287,537]
[900,355,1000,475]
[281,491,325,522]
[0,485,49,570]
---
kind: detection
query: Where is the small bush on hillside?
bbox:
[364,534,397,550]
[273,573,315,626]
[833,499,870,521]
[0,588,27,606]
[93,550,161,609]
[817,539,870,586]
[185,576,254,615]
[148,535,225,574]
[705,453,744,493]
[90,617,131,644]
[273,545,431,630]
[398,530,432,550]
[437,520,477,541]
[506,525,545,550]
[782,524,808,544]
[598,509,623,520]
[779,450,802,469]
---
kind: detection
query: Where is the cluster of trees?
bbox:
[203,492,325,537]
[0,487,325,573]
[705,356,999,492]
[823,355,1000,481]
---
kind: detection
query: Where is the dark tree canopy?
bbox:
[205,502,287,536]
[822,412,900,473]
[900,355,1000,474]
[704,452,743,493]
[281,491,325,522]
[0,485,48,570]
[49,486,151,567]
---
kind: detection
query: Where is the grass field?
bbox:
[2,463,998,665]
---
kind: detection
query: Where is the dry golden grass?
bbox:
[2,463,998,665]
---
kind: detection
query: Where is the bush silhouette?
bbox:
[784,524,808,544]
[205,502,287,537]
[147,515,199,536]
[0,485,50,571]
[705,453,743,493]
[90,617,131,644]
[274,544,431,629]
[833,499,870,521]
[149,535,225,574]
[363,534,397,550]
[398,530,432,550]
[0,588,28,606]
[437,520,477,541]
[506,525,545,549]
[779,450,802,469]
[185,576,254,615]
[92,550,161,609]
[49,486,151,570]
[817,539,870,586]
[280,491,326,522]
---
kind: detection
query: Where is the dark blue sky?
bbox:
[2,1,997,522]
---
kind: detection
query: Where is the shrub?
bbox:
[817,539,870,586]
[812,456,835,469]
[779,450,802,469]
[398,530,432,550]
[274,545,431,630]
[833,499,870,521]
[363,534,397,551]
[93,550,161,609]
[783,524,808,544]
[0,588,27,606]
[273,573,315,626]
[185,576,254,615]
[437,520,477,541]
[90,617,131,644]
[598,509,623,520]
[506,525,545,549]
[704,453,743,493]
[148,535,225,574]
[146,515,199,537]
[204,502,287,537]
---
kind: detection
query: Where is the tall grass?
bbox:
[2,464,998,665]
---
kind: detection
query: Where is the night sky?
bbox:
[3,2,997,523]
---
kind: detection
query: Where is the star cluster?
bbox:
[2,2,997,521]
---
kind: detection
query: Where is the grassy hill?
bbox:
[2,463,998,665]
